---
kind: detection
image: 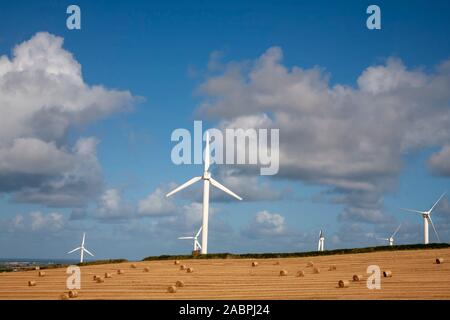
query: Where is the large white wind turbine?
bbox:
[401,192,446,244]
[67,232,94,263]
[178,226,203,252]
[166,132,242,254]
[377,224,401,246]
[317,230,325,252]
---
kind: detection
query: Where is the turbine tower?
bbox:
[377,224,401,246]
[317,230,325,252]
[401,192,446,244]
[166,132,242,254]
[178,226,203,252]
[67,232,94,263]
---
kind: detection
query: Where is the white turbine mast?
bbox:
[178,226,203,252]
[166,131,242,254]
[401,192,446,244]
[317,230,325,252]
[377,224,401,246]
[67,232,94,263]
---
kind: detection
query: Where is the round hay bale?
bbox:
[383,270,392,278]
[313,267,320,274]
[93,275,99,281]
[68,290,78,298]
[96,277,105,283]
[35,266,40,271]
[338,280,349,288]
[252,261,258,267]
[167,285,177,293]
[143,267,150,272]
[186,267,194,273]
[306,261,314,267]
[180,265,186,270]
[328,265,337,271]
[105,272,112,278]
[38,271,46,277]
[174,260,180,265]
[117,269,124,275]
[296,270,305,277]
[353,274,363,281]
[273,261,280,265]
[279,270,288,276]
[175,280,185,287]
[28,280,36,287]
[131,263,137,268]
[60,293,69,300]
[436,257,445,264]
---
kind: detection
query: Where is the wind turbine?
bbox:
[317,230,325,252]
[67,232,94,263]
[377,224,401,246]
[166,132,242,254]
[178,226,203,252]
[401,192,446,244]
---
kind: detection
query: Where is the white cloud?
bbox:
[0,32,137,207]
[4,211,66,233]
[138,187,177,216]
[97,189,133,220]
[243,210,286,238]
[428,145,450,176]
[197,47,450,223]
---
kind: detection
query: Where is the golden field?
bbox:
[0,248,449,300]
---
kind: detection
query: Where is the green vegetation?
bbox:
[142,243,450,261]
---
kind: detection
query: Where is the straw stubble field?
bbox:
[0,248,449,300]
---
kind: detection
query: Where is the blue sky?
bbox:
[1,0,450,260]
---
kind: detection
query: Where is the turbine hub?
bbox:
[203,172,211,180]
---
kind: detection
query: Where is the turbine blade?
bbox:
[428,216,441,242]
[195,226,203,238]
[195,240,202,250]
[83,248,94,257]
[400,208,426,214]
[178,237,194,240]
[81,233,85,247]
[429,192,447,214]
[204,131,210,172]
[391,224,402,238]
[67,247,81,254]
[166,176,202,197]
[210,178,242,200]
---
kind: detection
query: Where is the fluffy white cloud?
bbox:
[197,47,450,223]
[0,32,137,207]
[96,189,133,220]
[4,211,66,233]
[138,187,177,216]
[243,210,286,238]
[428,145,450,176]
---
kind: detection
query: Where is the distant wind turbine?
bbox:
[67,232,94,263]
[377,224,401,246]
[178,226,203,252]
[401,192,446,244]
[166,132,242,254]
[317,230,325,252]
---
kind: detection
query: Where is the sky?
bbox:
[0,0,450,260]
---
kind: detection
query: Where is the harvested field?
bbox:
[0,248,449,300]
